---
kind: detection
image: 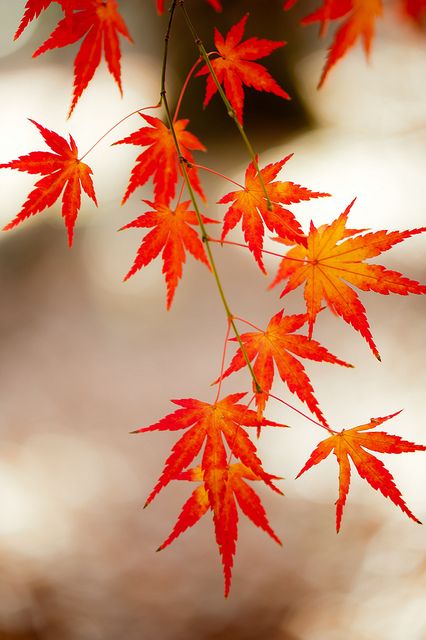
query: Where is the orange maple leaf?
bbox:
[285,0,383,87]
[32,0,132,116]
[297,412,426,531]
[197,14,290,124]
[14,1,70,40]
[121,200,218,309]
[0,119,97,246]
[113,114,206,206]
[218,155,329,273]
[133,393,286,508]
[270,200,426,359]
[159,463,281,597]
[217,309,352,424]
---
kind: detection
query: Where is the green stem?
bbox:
[178,1,273,211]
[160,0,262,395]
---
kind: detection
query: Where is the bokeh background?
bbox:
[0,1,425,638]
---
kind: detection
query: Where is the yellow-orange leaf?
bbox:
[270,200,426,359]
[217,309,352,424]
[297,412,426,531]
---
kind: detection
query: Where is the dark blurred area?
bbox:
[0,1,425,639]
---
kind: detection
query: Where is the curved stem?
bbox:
[215,318,232,403]
[193,163,245,190]
[178,1,272,211]
[79,105,160,162]
[173,56,203,123]
[233,316,264,333]
[173,53,217,123]
[175,180,185,208]
[208,237,306,262]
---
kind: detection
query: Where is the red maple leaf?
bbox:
[121,200,218,309]
[270,200,426,358]
[156,0,222,13]
[297,412,426,531]
[402,0,426,23]
[218,155,329,273]
[285,0,383,87]
[132,393,286,508]
[113,114,206,206]
[197,14,290,124]
[217,309,352,423]
[14,1,70,40]
[32,0,133,116]
[0,119,97,246]
[159,463,281,597]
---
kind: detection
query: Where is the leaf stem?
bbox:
[160,0,262,394]
[192,163,245,190]
[233,316,264,333]
[269,393,336,434]
[173,53,217,123]
[79,105,160,162]
[215,318,232,403]
[178,1,273,211]
[208,237,306,262]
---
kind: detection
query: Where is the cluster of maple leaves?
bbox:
[1,0,425,596]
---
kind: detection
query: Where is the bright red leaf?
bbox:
[32,0,133,116]
[14,1,70,40]
[113,114,206,206]
[297,412,426,531]
[217,309,352,424]
[133,393,286,508]
[285,0,383,87]
[159,463,281,597]
[121,200,218,309]
[403,0,426,23]
[0,119,97,246]
[270,200,426,359]
[197,14,290,124]
[218,155,329,273]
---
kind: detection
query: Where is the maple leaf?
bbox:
[217,309,352,423]
[403,0,426,24]
[121,200,218,309]
[270,200,426,359]
[197,14,290,124]
[319,0,383,87]
[32,0,133,116]
[132,393,286,508]
[113,114,206,206]
[159,463,281,597]
[285,0,383,87]
[156,0,222,13]
[297,412,426,531]
[0,119,97,246]
[14,1,70,40]
[218,155,329,273]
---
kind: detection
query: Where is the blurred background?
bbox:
[0,1,425,638]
